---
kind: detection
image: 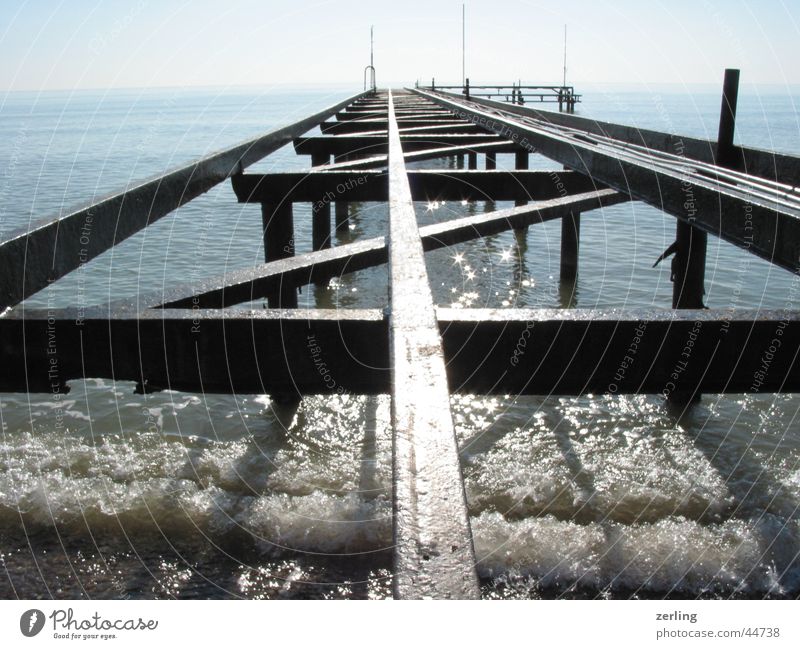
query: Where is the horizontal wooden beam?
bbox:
[294,133,505,156]
[0,308,386,394]
[313,140,524,171]
[337,110,451,120]
[321,119,472,134]
[2,307,797,396]
[230,169,605,204]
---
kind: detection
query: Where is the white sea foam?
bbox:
[473,512,800,594]
[0,390,798,595]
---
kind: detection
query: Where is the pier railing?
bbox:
[416,78,581,112]
[1,71,798,598]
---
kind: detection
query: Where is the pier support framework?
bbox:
[1,73,799,598]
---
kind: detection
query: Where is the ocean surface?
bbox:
[1,83,799,599]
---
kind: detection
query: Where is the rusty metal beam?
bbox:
[386,91,480,600]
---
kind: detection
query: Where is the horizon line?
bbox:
[3,79,800,95]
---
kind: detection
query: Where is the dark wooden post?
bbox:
[560,211,580,283]
[513,148,529,236]
[716,68,740,168]
[261,202,297,307]
[484,152,497,210]
[671,70,740,310]
[311,153,332,251]
[665,71,738,401]
[672,221,707,309]
[334,154,349,231]
[514,149,529,206]
[468,152,478,169]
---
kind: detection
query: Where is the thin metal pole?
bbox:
[563,25,567,88]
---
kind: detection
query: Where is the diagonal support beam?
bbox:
[152,188,626,310]
[386,91,480,599]
[0,91,370,310]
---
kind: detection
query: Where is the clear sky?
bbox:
[1,0,798,92]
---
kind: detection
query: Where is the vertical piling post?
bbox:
[261,202,297,308]
[334,154,349,231]
[485,152,497,210]
[514,149,529,206]
[716,68,740,168]
[669,217,707,402]
[560,211,580,283]
[514,148,529,236]
[665,71,736,401]
[468,151,477,169]
[672,220,707,309]
[670,70,739,312]
[311,153,332,251]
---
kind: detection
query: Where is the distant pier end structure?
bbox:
[417,78,581,112]
[1,69,800,598]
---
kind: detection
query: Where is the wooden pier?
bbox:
[1,70,799,598]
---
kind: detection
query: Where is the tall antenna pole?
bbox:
[462,4,465,86]
[370,25,374,69]
[562,24,567,87]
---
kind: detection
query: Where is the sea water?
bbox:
[1,83,799,598]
